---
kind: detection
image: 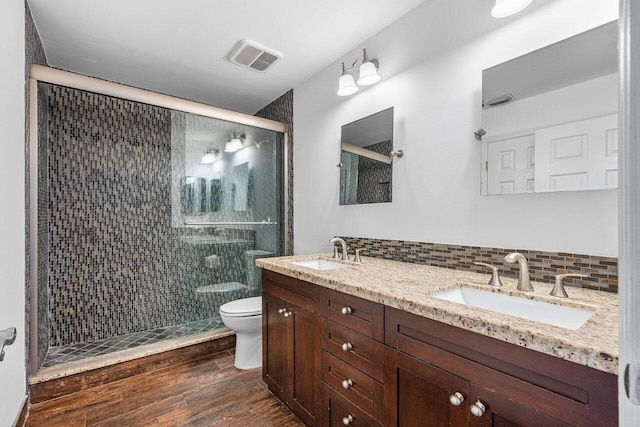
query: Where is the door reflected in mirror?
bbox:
[481,21,618,195]
[339,107,394,205]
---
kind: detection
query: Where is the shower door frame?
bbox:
[27,64,290,376]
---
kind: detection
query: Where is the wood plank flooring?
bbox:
[25,350,305,426]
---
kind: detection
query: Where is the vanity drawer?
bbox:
[321,383,382,427]
[262,269,319,313]
[320,288,384,341]
[321,351,384,422]
[321,318,384,382]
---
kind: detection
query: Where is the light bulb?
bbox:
[337,73,359,96]
[357,61,380,86]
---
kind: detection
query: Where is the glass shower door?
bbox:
[172,111,283,326]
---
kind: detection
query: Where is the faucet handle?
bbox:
[473,262,503,287]
[332,245,341,259]
[354,249,364,263]
[551,274,590,298]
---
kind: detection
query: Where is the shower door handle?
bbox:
[0,327,16,362]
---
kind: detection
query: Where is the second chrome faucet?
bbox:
[504,252,533,292]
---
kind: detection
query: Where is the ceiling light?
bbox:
[201,148,219,164]
[337,48,380,96]
[491,0,533,18]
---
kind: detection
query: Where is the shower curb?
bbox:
[29,334,235,404]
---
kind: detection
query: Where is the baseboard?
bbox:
[29,334,235,404]
[13,394,29,427]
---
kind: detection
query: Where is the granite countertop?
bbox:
[257,254,619,374]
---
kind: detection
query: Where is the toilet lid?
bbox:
[219,296,262,317]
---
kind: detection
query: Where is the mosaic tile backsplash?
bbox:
[341,237,618,293]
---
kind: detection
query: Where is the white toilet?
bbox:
[219,296,262,369]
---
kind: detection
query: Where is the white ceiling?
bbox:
[27,0,429,114]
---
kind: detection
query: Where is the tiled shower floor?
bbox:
[42,317,225,368]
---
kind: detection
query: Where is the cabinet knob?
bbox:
[342,414,354,425]
[278,308,286,314]
[342,378,353,389]
[449,392,464,406]
[470,400,486,417]
[342,342,353,352]
[341,306,352,315]
[283,311,292,318]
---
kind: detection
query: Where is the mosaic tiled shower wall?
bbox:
[356,140,392,204]
[341,237,618,292]
[42,85,265,347]
[255,90,294,254]
[26,2,50,371]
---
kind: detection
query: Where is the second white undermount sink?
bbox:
[292,259,348,271]
[432,287,593,330]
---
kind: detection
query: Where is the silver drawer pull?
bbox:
[449,392,464,406]
[470,400,486,417]
[342,342,353,352]
[342,414,354,425]
[341,306,352,315]
[342,378,353,389]
[283,311,292,318]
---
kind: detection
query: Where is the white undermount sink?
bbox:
[432,287,593,330]
[292,259,348,271]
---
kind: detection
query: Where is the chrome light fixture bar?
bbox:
[491,0,533,18]
[337,48,381,97]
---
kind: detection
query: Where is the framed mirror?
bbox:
[481,21,618,195]
[339,107,394,205]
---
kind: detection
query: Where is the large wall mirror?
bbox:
[339,107,394,205]
[481,21,618,195]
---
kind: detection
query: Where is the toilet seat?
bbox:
[220,296,262,317]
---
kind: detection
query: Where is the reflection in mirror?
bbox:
[232,162,251,211]
[181,176,207,215]
[339,107,394,205]
[481,21,618,195]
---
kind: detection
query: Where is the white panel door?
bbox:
[486,134,535,195]
[535,114,618,191]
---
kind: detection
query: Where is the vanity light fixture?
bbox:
[491,0,533,18]
[201,148,220,164]
[224,131,246,152]
[337,48,381,97]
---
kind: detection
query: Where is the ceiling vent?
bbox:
[227,40,283,72]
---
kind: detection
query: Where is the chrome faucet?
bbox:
[329,237,350,261]
[504,252,533,292]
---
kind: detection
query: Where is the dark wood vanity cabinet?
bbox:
[262,271,321,426]
[384,307,617,427]
[262,270,617,427]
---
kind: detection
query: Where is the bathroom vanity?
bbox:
[259,255,618,426]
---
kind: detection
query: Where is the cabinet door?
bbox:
[384,347,469,427]
[262,291,290,402]
[468,384,570,427]
[290,302,320,426]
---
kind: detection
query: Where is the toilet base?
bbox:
[233,331,262,369]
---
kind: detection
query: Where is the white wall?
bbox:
[293,0,619,257]
[0,0,27,425]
